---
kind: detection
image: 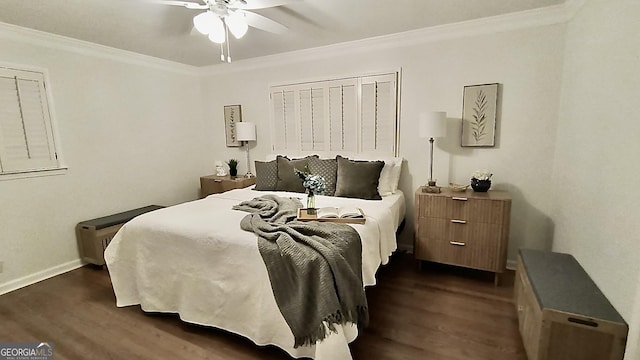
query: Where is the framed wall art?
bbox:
[224,104,242,147]
[461,83,499,147]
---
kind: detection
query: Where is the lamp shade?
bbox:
[236,122,256,142]
[419,112,447,138]
[226,11,248,39]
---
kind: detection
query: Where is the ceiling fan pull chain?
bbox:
[220,43,225,62]
[225,23,232,62]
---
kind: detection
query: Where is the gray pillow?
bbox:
[335,155,384,200]
[308,157,337,196]
[274,155,309,193]
[254,160,278,191]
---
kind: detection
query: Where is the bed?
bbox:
[105,158,405,360]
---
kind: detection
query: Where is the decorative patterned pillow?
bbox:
[307,157,337,196]
[335,155,384,200]
[254,160,278,191]
[274,155,309,193]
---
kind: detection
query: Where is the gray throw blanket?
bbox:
[232,195,369,348]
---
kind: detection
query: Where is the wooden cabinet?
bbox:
[514,249,628,360]
[414,187,511,284]
[200,175,256,198]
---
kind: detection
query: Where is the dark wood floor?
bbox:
[0,253,525,359]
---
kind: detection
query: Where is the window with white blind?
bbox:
[269,72,399,157]
[0,66,63,178]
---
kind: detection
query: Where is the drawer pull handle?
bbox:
[449,241,466,246]
[214,179,222,182]
[452,197,468,201]
[568,317,599,328]
[451,219,466,224]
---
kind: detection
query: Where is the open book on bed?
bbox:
[296,207,366,224]
[317,207,364,219]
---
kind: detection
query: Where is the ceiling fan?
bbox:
[149,0,299,63]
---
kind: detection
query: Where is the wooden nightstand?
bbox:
[414,187,511,285]
[200,175,256,198]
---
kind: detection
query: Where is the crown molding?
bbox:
[202,2,577,76]
[564,0,588,19]
[0,22,200,76]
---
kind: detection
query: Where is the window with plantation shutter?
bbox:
[0,66,63,177]
[269,72,398,157]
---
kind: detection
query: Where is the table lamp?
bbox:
[419,112,447,191]
[236,122,257,178]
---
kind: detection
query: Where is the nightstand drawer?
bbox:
[422,236,499,271]
[200,175,256,198]
[449,197,506,224]
[448,221,502,247]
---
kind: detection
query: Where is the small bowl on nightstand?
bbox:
[449,183,469,192]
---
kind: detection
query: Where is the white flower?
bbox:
[472,169,492,181]
[295,169,326,195]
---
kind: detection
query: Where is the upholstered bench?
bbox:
[514,249,628,360]
[76,205,164,266]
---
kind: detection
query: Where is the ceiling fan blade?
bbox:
[145,0,209,10]
[232,0,300,10]
[241,10,288,34]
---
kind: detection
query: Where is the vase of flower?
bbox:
[295,169,326,216]
[471,170,492,192]
[307,191,316,215]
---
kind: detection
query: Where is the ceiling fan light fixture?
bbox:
[208,31,226,44]
[208,22,226,44]
[193,11,217,35]
[226,11,248,39]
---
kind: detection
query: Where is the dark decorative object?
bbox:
[227,159,239,177]
[471,178,491,192]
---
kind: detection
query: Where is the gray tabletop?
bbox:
[520,249,626,324]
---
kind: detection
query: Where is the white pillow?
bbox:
[352,156,402,196]
[390,158,403,193]
[377,159,396,196]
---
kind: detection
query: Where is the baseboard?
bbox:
[0,259,84,296]
[506,259,517,271]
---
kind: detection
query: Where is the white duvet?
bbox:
[104,187,405,360]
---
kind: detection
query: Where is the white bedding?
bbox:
[104,187,405,360]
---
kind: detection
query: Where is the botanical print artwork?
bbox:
[224,105,242,147]
[461,83,499,147]
[472,89,488,142]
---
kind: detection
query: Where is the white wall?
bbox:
[0,30,210,292]
[202,20,566,262]
[551,0,640,358]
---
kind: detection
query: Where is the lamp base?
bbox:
[427,179,437,186]
[423,185,442,194]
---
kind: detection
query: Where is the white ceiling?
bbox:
[0,0,564,67]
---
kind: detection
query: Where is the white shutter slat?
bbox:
[0,76,29,164]
[271,91,286,151]
[360,82,376,152]
[342,84,357,152]
[283,91,297,151]
[328,86,342,151]
[375,80,395,154]
[311,88,324,151]
[299,89,313,151]
[18,79,52,160]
